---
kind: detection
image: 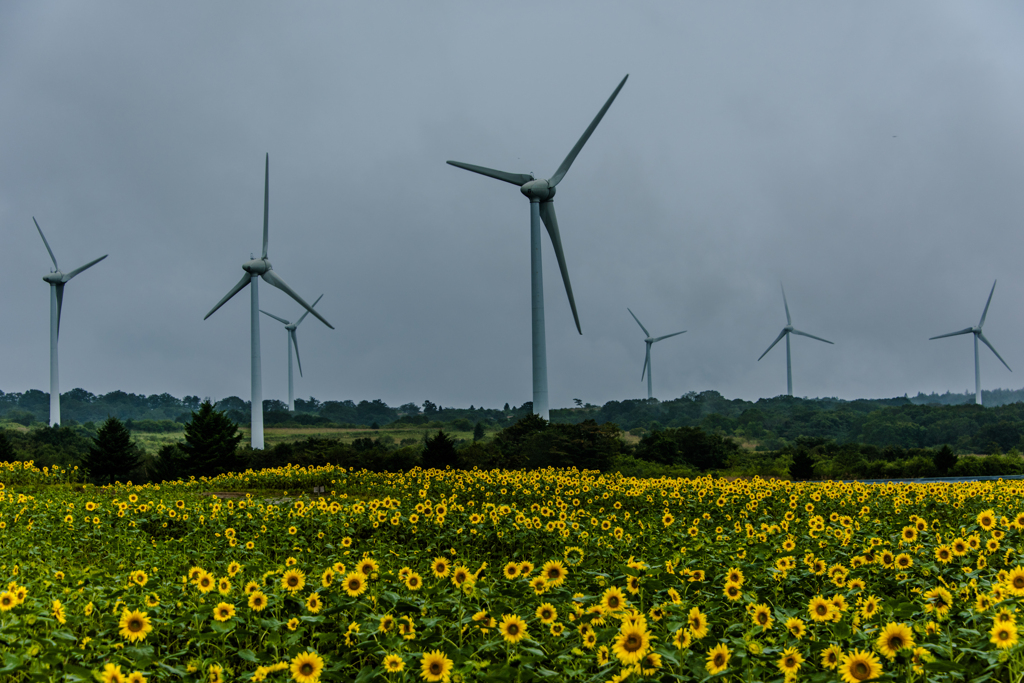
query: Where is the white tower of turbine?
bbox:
[204,155,332,449]
[33,218,107,426]
[260,294,323,412]
[447,76,628,419]
[758,284,833,396]
[929,280,1011,406]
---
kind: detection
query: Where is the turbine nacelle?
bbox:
[243,258,272,276]
[520,179,554,202]
[43,272,64,284]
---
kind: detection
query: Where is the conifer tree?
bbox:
[84,416,140,484]
[181,400,244,477]
[0,430,15,462]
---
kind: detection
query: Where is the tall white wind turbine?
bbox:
[628,308,685,400]
[447,75,628,419]
[204,155,333,449]
[33,218,108,426]
[929,280,1011,406]
[260,294,323,412]
[758,284,833,396]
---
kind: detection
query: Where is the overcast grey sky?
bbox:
[2,2,1023,410]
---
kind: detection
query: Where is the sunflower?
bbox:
[343,572,367,598]
[405,572,423,591]
[130,570,148,587]
[227,561,242,577]
[839,649,883,683]
[935,545,952,563]
[596,645,610,666]
[398,615,416,640]
[208,664,225,683]
[196,571,216,594]
[451,565,472,587]
[536,603,557,623]
[51,600,66,624]
[951,538,969,557]
[306,593,323,614]
[213,602,235,622]
[894,553,913,570]
[821,644,843,670]
[100,663,126,683]
[542,560,567,586]
[723,581,742,601]
[808,595,833,622]
[785,617,806,639]
[517,560,535,576]
[923,587,953,617]
[118,609,153,643]
[217,577,231,595]
[876,622,914,660]
[725,567,744,585]
[382,654,404,673]
[673,627,692,649]
[705,643,730,675]
[431,557,450,578]
[503,562,520,580]
[751,603,773,629]
[145,593,160,608]
[991,620,1019,649]
[126,672,147,683]
[282,569,306,592]
[688,607,709,639]
[612,622,650,665]
[640,651,662,676]
[859,595,880,620]
[601,586,627,612]
[321,568,335,588]
[498,613,529,644]
[777,647,804,676]
[1005,566,1024,596]
[290,651,325,683]
[357,558,379,577]
[0,592,14,611]
[248,590,268,612]
[419,649,453,682]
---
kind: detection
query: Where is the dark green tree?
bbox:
[422,430,458,469]
[83,416,140,484]
[181,400,244,477]
[473,422,486,442]
[933,444,957,476]
[0,430,15,461]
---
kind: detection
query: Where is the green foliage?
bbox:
[422,430,459,470]
[473,422,485,442]
[178,401,244,478]
[83,417,141,485]
[0,430,14,462]
[934,444,957,475]
[633,425,740,471]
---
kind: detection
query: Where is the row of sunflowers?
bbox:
[2,463,1024,681]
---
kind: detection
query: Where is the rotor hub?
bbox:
[43,272,63,284]
[520,179,555,202]
[243,258,271,275]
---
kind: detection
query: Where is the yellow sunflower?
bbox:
[212,602,235,622]
[343,571,367,598]
[705,643,730,675]
[751,603,773,630]
[499,614,529,644]
[688,607,709,639]
[601,586,627,612]
[248,590,268,612]
[118,609,153,643]
[991,620,1019,649]
[923,587,953,617]
[281,569,306,593]
[290,651,325,683]
[612,622,650,665]
[535,603,558,624]
[1005,566,1024,596]
[821,644,843,670]
[839,649,883,683]
[808,595,834,622]
[777,647,804,677]
[541,560,567,587]
[382,654,404,673]
[419,649,453,682]
[876,621,914,660]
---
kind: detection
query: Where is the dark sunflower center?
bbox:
[758,613,768,624]
[714,654,725,666]
[609,597,620,608]
[785,657,796,667]
[852,661,870,679]
[888,636,903,649]
[429,662,442,675]
[300,663,314,675]
[625,634,641,650]
[128,618,143,632]
[1014,577,1024,589]
[349,580,360,590]
[816,605,828,615]
[288,577,298,587]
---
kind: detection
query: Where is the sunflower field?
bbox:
[3,461,1024,682]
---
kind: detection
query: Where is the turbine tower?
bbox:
[260,294,323,412]
[204,154,333,449]
[929,280,1011,406]
[33,218,108,426]
[758,284,833,396]
[447,75,628,419]
[628,308,685,400]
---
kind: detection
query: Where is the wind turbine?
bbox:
[447,75,628,419]
[628,308,685,400]
[260,294,323,412]
[758,284,833,396]
[204,154,333,449]
[33,218,108,426]
[929,280,1011,406]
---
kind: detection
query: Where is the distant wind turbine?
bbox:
[929,280,1011,406]
[204,154,333,449]
[758,284,833,396]
[447,75,628,419]
[628,308,685,400]
[260,294,323,412]
[33,217,108,426]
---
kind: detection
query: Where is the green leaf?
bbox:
[237,649,258,663]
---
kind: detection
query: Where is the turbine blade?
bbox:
[652,330,686,343]
[978,332,1012,372]
[55,283,65,338]
[929,327,974,340]
[262,153,270,259]
[790,329,833,345]
[33,217,59,271]
[259,309,291,325]
[979,280,997,328]
[446,161,533,186]
[294,293,323,327]
[641,343,650,381]
[549,74,629,187]
[539,200,580,334]
[291,328,304,377]
[781,283,791,325]
[261,269,334,329]
[61,254,108,282]
[204,273,251,320]
[627,308,650,337]
[758,329,787,361]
